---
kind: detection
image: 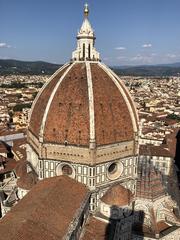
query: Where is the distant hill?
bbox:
[0,59,61,75]
[157,62,180,67]
[113,65,180,76]
[0,59,180,76]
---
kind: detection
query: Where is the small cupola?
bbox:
[72,4,100,62]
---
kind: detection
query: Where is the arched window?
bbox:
[88,44,91,59]
[83,43,85,59]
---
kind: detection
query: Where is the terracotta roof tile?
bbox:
[139,144,172,157]
[12,138,27,161]
[0,156,17,174]
[101,184,133,206]
[0,176,89,240]
[29,65,69,138]
[156,221,170,232]
[91,64,134,145]
[164,128,179,158]
[81,217,108,240]
[17,171,38,190]
[15,160,29,178]
[0,141,9,153]
[28,62,136,147]
[136,166,165,200]
[44,63,90,145]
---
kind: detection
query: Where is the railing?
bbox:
[0,176,16,191]
[3,186,18,207]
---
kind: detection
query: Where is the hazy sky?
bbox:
[1,0,180,66]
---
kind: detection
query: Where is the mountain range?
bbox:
[0,59,180,76]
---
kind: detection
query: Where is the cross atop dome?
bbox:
[72,4,100,62]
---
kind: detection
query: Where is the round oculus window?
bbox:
[107,162,123,180]
[56,163,75,178]
[62,165,73,175]
[108,163,118,175]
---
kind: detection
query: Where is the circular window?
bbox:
[107,162,123,180]
[56,163,75,178]
[62,165,73,175]
[108,163,117,175]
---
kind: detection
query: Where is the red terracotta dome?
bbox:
[29,62,138,147]
[28,4,138,151]
[101,184,133,206]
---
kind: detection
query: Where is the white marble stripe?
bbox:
[29,63,70,123]
[104,64,139,124]
[98,62,138,133]
[39,62,75,142]
[86,62,96,148]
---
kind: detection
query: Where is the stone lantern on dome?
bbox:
[72,4,100,61]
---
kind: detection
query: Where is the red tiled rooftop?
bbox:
[0,176,89,240]
[91,64,134,145]
[0,156,17,174]
[163,128,179,158]
[0,141,9,153]
[44,63,90,145]
[28,62,136,147]
[139,144,172,157]
[81,217,108,240]
[17,171,38,190]
[29,65,69,138]
[156,221,170,233]
[101,184,133,206]
[136,167,165,200]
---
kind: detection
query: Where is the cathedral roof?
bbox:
[82,217,108,240]
[136,165,166,201]
[101,184,133,206]
[27,4,138,167]
[29,62,138,148]
[0,176,89,240]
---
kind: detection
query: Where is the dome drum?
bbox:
[107,161,124,180]
[56,163,75,179]
[27,135,136,166]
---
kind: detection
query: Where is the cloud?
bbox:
[142,43,152,48]
[0,42,12,48]
[117,56,126,60]
[166,54,176,58]
[115,47,126,50]
[0,56,9,59]
[130,54,143,61]
[151,53,157,56]
[130,54,153,64]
